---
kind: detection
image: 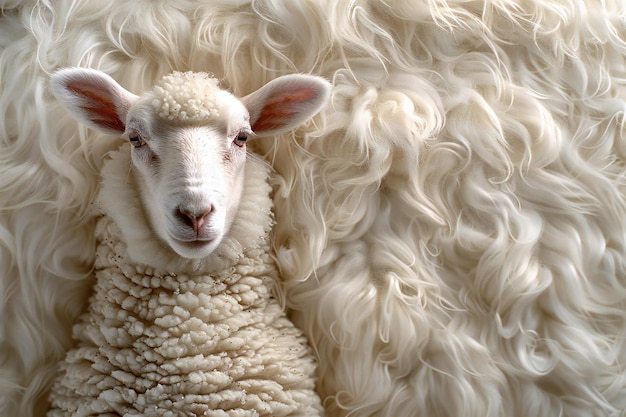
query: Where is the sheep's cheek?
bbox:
[131,147,160,177]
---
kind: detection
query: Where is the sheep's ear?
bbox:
[243,74,331,136]
[50,68,137,134]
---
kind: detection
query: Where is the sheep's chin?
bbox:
[167,235,223,259]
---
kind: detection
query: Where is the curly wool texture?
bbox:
[46,149,323,417]
[2,1,626,417]
[152,72,222,122]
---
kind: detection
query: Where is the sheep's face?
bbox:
[125,86,251,258]
[51,68,330,259]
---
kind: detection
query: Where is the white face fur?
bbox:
[51,68,330,259]
[126,89,250,258]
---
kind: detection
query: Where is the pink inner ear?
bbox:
[68,82,125,132]
[252,87,318,132]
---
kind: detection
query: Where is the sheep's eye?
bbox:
[128,131,144,148]
[234,132,248,147]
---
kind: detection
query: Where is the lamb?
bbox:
[46,68,331,417]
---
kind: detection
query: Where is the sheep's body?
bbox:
[47,146,323,416]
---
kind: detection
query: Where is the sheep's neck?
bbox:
[94,210,279,328]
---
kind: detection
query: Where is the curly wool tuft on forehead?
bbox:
[151,71,222,122]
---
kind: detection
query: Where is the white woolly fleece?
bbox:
[152,72,222,123]
[46,146,323,416]
[3,1,626,417]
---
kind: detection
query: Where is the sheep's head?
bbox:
[51,68,330,259]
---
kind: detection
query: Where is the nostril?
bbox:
[175,205,214,233]
[195,205,214,230]
[175,207,196,229]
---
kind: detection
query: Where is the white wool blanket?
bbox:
[46,147,322,416]
[1,1,626,417]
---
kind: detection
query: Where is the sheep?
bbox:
[46,68,331,417]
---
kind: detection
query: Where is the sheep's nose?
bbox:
[176,205,213,233]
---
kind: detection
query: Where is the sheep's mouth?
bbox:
[171,237,215,249]
[167,235,221,259]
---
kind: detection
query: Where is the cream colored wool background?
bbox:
[1,0,626,416]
